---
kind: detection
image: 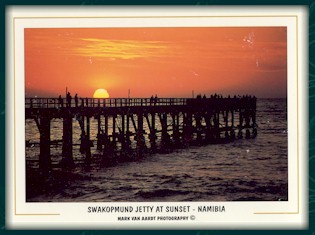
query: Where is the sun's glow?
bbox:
[93,88,110,98]
[25,28,287,98]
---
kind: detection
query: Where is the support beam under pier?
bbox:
[61,114,74,168]
[37,116,51,173]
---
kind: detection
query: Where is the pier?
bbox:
[25,96,257,171]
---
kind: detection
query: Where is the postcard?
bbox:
[5,6,308,229]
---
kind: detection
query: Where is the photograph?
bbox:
[24,26,288,203]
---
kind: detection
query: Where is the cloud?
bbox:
[73,38,171,60]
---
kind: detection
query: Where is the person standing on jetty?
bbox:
[58,95,63,108]
[66,92,72,107]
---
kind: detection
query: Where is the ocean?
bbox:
[25,98,287,202]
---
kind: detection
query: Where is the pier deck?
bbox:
[25,96,257,171]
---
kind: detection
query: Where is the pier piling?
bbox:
[61,113,74,168]
[37,116,51,172]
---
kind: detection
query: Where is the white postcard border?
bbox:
[5,6,308,230]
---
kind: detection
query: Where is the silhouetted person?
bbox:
[85,98,88,107]
[66,92,69,106]
[58,95,63,108]
[154,95,158,105]
[66,92,72,107]
[74,93,78,107]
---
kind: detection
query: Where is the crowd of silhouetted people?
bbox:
[192,94,256,108]
[195,93,256,100]
[150,95,158,105]
[58,92,83,108]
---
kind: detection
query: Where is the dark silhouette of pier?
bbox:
[25,96,257,172]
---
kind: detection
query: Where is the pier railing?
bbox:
[25,97,256,109]
[25,98,188,109]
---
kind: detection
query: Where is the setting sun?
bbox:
[93,88,110,98]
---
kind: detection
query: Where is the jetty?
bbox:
[25,96,257,171]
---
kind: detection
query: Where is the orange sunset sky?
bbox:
[25,27,287,98]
